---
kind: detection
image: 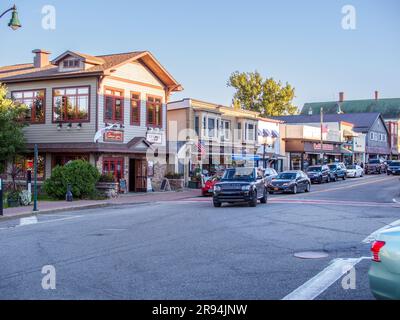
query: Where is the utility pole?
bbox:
[320,107,324,165]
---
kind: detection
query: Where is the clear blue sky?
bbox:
[1,0,399,109]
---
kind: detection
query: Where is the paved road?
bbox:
[0,174,398,300]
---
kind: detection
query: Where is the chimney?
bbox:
[339,92,345,103]
[375,91,379,100]
[32,49,51,68]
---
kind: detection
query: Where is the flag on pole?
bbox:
[196,140,206,156]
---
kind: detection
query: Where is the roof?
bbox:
[0,51,182,91]
[272,113,383,133]
[301,98,400,120]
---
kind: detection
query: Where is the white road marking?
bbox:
[19,216,38,226]
[282,257,370,300]
[362,219,400,244]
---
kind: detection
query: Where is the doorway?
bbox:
[129,159,147,192]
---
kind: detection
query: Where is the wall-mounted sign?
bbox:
[104,130,124,143]
[147,133,163,144]
[312,143,335,152]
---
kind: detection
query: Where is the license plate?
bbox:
[274,188,279,191]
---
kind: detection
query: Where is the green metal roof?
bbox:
[301,98,400,119]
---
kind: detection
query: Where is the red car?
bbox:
[201,176,221,196]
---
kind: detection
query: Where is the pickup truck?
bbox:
[365,159,386,174]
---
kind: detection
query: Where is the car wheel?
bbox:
[249,191,257,207]
[342,175,346,180]
[292,185,298,194]
[305,183,311,193]
[213,200,222,208]
[260,189,267,204]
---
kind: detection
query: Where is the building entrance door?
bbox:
[130,159,147,192]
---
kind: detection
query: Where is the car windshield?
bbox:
[347,165,357,169]
[390,161,400,167]
[328,165,337,170]
[307,166,321,172]
[221,168,255,181]
[369,160,380,164]
[276,173,297,180]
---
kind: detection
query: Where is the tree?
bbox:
[0,84,28,173]
[227,71,298,117]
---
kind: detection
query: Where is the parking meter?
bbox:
[66,184,73,202]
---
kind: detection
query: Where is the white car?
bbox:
[346,164,364,178]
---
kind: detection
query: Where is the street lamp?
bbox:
[0,5,21,31]
[261,135,274,169]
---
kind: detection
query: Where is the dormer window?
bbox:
[63,59,80,69]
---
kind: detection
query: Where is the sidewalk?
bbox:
[1,189,200,221]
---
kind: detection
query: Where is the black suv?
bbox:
[387,161,400,175]
[213,167,267,208]
[306,165,331,184]
[328,163,347,181]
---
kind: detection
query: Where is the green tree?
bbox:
[227,71,298,117]
[0,84,28,173]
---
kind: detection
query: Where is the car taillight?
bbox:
[371,241,386,262]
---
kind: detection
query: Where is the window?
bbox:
[14,155,45,180]
[104,88,124,123]
[194,116,200,137]
[237,123,242,140]
[222,121,231,140]
[53,87,89,122]
[12,90,45,123]
[63,59,80,68]
[147,95,162,127]
[208,118,216,137]
[130,92,141,125]
[246,123,255,141]
[103,158,124,180]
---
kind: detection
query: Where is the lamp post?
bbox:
[320,107,324,165]
[262,135,274,169]
[0,5,21,30]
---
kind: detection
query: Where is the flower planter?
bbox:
[168,179,185,191]
[96,182,119,198]
[7,198,20,208]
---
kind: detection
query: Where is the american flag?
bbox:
[321,124,329,134]
[197,141,206,156]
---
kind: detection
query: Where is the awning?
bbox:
[232,154,261,161]
[343,129,358,137]
[258,129,271,137]
[271,130,280,138]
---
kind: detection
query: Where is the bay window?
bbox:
[222,120,231,140]
[130,92,141,125]
[12,89,45,123]
[147,95,162,127]
[53,87,89,122]
[104,88,124,123]
[246,122,256,141]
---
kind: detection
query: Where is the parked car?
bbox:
[201,176,221,196]
[306,165,331,184]
[264,167,278,186]
[213,167,267,208]
[268,170,311,194]
[387,161,400,175]
[346,164,364,178]
[328,163,347,181]
[368,226,400,300]
[365,159,386,174]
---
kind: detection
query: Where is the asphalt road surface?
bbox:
[0,174,399,300]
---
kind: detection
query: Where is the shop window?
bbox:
[103,158,124,180]
[104,88,124,123]
[53,87,89,122]
[130,92,141,126]
[14,155,45,180]
[194,116,200,137]
[53,154,89,168]
[146,96,162,128]
[12,89,45,123]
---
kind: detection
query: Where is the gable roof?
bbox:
[0,51,182,91]
[272,113,387,134]
[301,98,400,120]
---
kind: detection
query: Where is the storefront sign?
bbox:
[147,133,163,144]
[312,143,335,151]
[104,130,124,142]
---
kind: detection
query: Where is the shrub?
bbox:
[43,160,100,200]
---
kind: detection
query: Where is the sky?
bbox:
[1,0,399,110]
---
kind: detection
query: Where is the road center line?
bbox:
[282,257,369,300]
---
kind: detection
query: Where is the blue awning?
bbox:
[232,154,261,161]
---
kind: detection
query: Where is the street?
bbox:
[0,174,399,300]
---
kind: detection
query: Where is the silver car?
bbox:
[368,226,400,300]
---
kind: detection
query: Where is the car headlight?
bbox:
[282,183,291,187]
[242,185,251,191]
[214,185,221,192]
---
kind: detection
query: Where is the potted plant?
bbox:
[96,173,119,198]
[7,189,20,207]
[164,173,185,190]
